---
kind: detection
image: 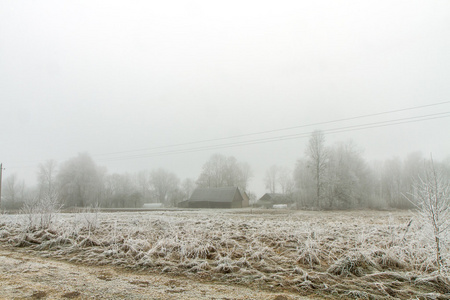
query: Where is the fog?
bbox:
[1,0,450,197]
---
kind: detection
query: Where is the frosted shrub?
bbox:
[20,194,61,231]
[297,236,321,267]
[75,206,99,233]
[409,161,450,274]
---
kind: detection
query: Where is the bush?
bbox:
[21,194,61,231]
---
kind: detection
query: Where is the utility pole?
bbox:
[0,163,3,210]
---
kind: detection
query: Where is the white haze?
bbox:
[1,0,450,196]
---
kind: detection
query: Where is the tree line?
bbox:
[265,130,450,210]
[1,153,253,209]
[2,130,449,210]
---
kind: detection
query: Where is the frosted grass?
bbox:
[1,209,449,298]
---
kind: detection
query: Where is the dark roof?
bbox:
[258,193,293,203]
[259,193,285,201]
[189,187,242,203]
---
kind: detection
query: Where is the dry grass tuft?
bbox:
[327,253,379,277]
[296,238,321,267]
[0,229,10,239]
[414,275,450,294]
[372,250,407,270]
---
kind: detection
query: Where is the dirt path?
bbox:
[0,249,307,300]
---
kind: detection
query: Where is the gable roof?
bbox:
[189,187,242,203]
[258,193,293,203]
[259,193,285,201]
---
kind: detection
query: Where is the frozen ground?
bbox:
[0,248,301,299]
[0,209,449,299]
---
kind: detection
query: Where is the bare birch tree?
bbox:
[409,159,450,274]
[293,159,315,207]
[305,130,328,208]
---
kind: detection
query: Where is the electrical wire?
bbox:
[94,101,450,157]
[97,111,450,162]
[7,101,450,169]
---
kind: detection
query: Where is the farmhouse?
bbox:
[256,193,293,208]
[184,187,249,208]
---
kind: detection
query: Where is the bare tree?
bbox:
[21,192,61,231]
[37,159,58,200]
[57,153,105,207]
[278,167,294,195]
[264,165,279,193]
[409,159,450,274]
[305,130,328,207]
[402,152,425,206]
[4,174,18,203]
[181,178,196,199]
[150,168,179,206]
[128,191,143,208]
[264,165,294,195]
[136,170,151,203]
[3,173,27,209]
[237,162,253,192]
[104,173,138,208]
[381,157,404,208]
[196,154,252,191]
[325,141,369,209]
[293,159,315,208]
[196,154,227,188]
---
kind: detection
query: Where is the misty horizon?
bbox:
[1,1,450,197]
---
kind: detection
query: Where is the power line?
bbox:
[8,102,450,169]
[97,111,450,162]
[94,101,450,157]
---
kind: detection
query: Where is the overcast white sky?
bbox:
[1,0,450,196]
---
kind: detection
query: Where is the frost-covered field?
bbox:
[0,209,449,299]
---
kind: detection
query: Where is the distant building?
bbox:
[273,204,288,209]
[142,203,164,209]
[256,193,293,208]
[182,187,249,208]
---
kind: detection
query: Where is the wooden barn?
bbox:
[185,187,249,208]
[256,193,293,208]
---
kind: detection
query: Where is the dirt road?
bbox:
[0,248,305,300]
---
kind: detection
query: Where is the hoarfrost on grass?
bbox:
[1,209,449,298]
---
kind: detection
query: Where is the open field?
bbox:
[0,209,449,299]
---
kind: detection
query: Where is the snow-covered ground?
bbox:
[0,209,448,299]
